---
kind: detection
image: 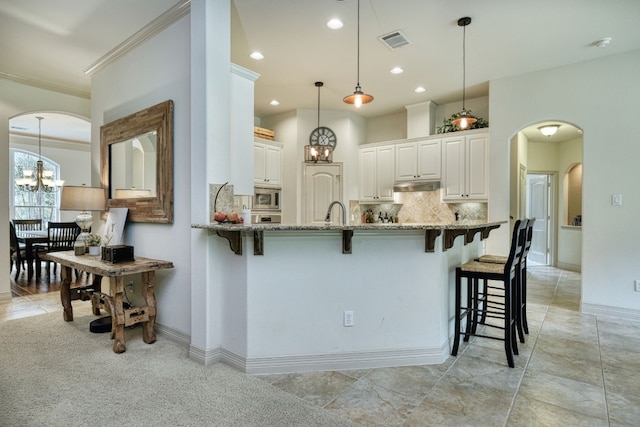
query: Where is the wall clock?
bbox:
[309,126,337,148]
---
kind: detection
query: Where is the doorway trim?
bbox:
[527,170,558,266]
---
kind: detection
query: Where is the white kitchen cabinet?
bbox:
[359,145,395,202]
[254,139,282,187]
[442,132,488,201]
[395,139,441,181]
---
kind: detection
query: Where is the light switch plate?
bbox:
[612,194,623,206]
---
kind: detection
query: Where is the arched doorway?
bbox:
[9,112,91,223]
[510,121,583,271]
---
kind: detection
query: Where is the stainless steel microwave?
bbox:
[253,187,281,211]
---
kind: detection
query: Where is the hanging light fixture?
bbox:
[451,17,477,131]
[538,124,560,137]
[15,116,64,192]
[343,0,373,108]
[305,81,334,163]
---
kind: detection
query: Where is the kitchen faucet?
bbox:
[325,200,347,225]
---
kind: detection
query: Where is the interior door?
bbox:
[527,174,550,265]
[304,163,342,225]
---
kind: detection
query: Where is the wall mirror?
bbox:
[101,100,174,223]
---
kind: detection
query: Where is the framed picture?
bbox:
[101,208,128,246]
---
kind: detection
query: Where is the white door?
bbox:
[304,163,342,225]
[527,174,551,265]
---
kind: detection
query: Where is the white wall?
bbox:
[90,15,192,337]
[0,80,90,301]
[489,49,640,317]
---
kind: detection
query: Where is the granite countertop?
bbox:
[191,220,505,232]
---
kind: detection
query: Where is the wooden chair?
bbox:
[36,222,81,280]
[476,218,536,338]
[12,218,43,232]
[451,219,527,368]
[9,222,27,279]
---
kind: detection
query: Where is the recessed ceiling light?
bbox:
[327,19,343,29]
[414,86,426,93]
[390,67,404,74]
[594,37,612,48]
[250,51,264,60]
[269,100,280,106]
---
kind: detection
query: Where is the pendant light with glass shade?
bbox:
[343,0,373,108]
[451,17,477,130]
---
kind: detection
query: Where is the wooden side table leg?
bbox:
[141,271,157,344]
[60,265,74,321]
[91,275,103,315]
[110,276,127,353]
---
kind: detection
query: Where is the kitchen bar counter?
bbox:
[192,220,504,255]
[194,219,505,374]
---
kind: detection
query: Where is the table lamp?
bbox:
[60,185,106,253]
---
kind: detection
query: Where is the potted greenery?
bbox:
[436,111,489,134]
[86,233,103,256]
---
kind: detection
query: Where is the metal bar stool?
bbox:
[451,219,527,368]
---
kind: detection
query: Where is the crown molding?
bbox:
[84,0,191,76]
[0,72,90,99]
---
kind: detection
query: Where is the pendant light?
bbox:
[305,81,334,163]
[343,0,373,108]
[451,17,477,130]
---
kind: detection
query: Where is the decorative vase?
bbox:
[88,246,100,256]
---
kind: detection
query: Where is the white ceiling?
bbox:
[3,0,640,142]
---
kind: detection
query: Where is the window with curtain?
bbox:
[10,149,61,222]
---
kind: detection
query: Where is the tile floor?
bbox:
[2,266,639,426]
[255,266,640,426]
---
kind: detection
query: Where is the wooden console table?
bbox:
[40,251,174,354]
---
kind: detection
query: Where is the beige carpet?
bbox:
[0,307,355,427]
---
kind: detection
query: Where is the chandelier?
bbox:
[15,116,64,192]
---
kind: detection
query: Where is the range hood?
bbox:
[393,180,441,192]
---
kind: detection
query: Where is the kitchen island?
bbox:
[192,220,504,374]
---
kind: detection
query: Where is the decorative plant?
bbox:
[436,111,489,134]
[86,233,103,247]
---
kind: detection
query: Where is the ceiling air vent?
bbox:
[378,30,411,50]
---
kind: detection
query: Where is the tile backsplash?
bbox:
[351,190,487,224]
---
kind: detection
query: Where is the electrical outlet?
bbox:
[635,280,640,292]
[343,310,354,327]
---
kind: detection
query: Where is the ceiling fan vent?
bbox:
[378,30,411,50]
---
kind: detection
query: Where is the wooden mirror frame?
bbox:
[100,100,174,223]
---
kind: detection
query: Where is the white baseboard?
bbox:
[556,261,581,272]
[155,322,222,366]
[221,344,450,375]
[582,302,640,322]
[0,291,11,302]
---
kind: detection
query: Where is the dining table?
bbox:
[16,230,47,281]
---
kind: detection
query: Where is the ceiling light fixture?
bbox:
[538,125,560,137]
[390,67,404,74]
[594,37,612,48]
[451,17,477,131]
[305,82,334,163]
[269,100,280,106]
[343,0,373,108]
[327,18,343,29]
[414,86,426,93]
[15,116,64,192]
[249,51,264,60]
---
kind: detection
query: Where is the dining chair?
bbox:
[12,218,43,232]
[36,222,81,281]
[9,222,28,279]
[451,219,527,368]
